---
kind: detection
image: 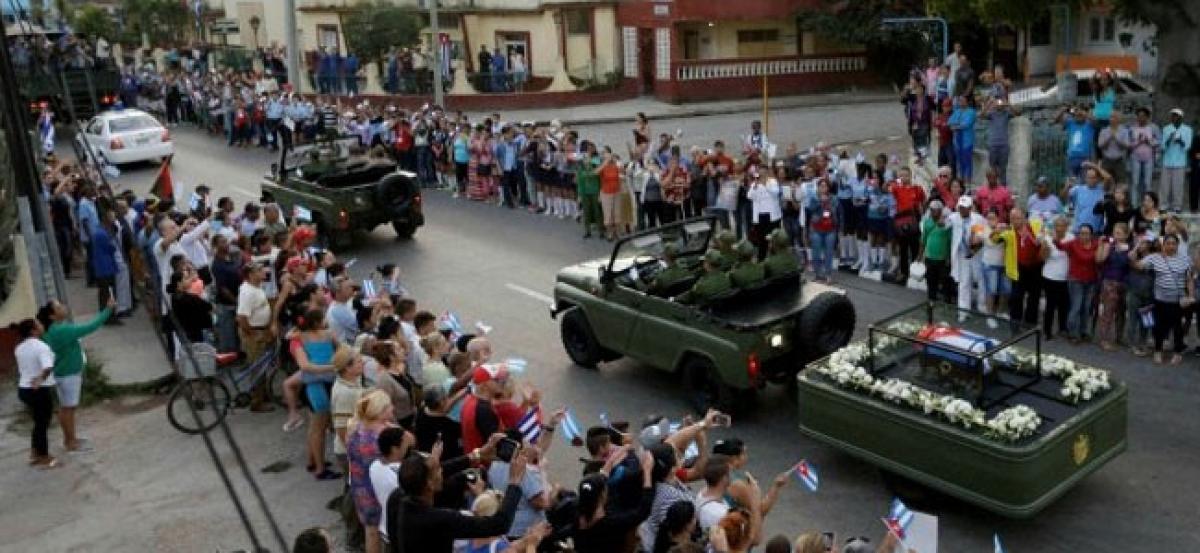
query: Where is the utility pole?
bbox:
[430,0,444,107]
[284,0,300,91]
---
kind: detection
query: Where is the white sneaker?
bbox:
[986,317,999,329]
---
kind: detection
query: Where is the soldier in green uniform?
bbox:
[710,230,738,272]
[729,240,767,289]
[677,250,733,305]
[647,242,693,295]
[763,229,801,278]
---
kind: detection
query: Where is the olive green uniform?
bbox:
[729,260,766,289]
[763,251,800,277]
[649,263,693,295]
[678,271,733,304]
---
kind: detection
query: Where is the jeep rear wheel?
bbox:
[797,292,856,361]
[561,308,602,369]
[681,356,740,414]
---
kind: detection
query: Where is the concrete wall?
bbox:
[1023,8,1158,77]
[679,20,799,60]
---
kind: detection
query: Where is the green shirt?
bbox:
[711,249,736,272]
[921,216,952,261]
[576,157,601,195]
[679,272,733,304]
[729,261,766,289]
[43,308,112,378]
[763,252,800,277]
[649,264,693,295]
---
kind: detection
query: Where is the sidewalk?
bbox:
[470,88,896,127]
[62,276,173,389]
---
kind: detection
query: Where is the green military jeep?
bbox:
[551,216,856,411]
[261,140,424,250]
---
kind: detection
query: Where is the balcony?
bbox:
[675,54,867,81]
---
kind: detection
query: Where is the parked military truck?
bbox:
[551,216,856,411]
[261,140,423,250]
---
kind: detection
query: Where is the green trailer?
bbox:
[796,303,1128,518]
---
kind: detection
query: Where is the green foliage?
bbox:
[795,0,930,84]
[82,351,117,406]
[120,0,192,46]
[925,0,1051,28]
[74,5,116,40]
[341,1,423,68]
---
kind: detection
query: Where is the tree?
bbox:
[340,1,423,70]
[74,5,117,41]
[795,0,930,84]
[120,0,192,47]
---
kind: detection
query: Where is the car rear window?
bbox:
[108,116,160,133]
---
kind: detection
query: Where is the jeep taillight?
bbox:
[337,209,350,229]
[110,137,124,150]
[747,352,760,383]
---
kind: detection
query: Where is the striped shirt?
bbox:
[1143,252,1191,303]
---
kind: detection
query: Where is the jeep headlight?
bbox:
[354,195,367,206]
[769,333,784,348]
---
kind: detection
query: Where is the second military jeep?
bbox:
[261,139,424,250]
[551,216,856,411]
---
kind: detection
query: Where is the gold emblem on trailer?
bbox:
[1072,433,1091,466]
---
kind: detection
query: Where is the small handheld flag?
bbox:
[517,405,542,444]
[1139,305,1154,329]
[885,498,914,540]
[561,409,583,446]
[793,460,819,492]
[362,279,377,300]
[438,311,465,342]
[993,533,1006,553]
[475,320,493,335]
[504,358,528,376]
[293,205,313,222]
[149,157,175,202]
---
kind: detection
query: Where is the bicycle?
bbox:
[167,341,290,434]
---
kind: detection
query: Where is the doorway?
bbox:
[638,27,655,95]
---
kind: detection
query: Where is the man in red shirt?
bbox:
[1008,207,1044,327]
[974,168,1014,223]
[459,363,508,454]
[704,141,735,175]
[890,167,927,279]
[393,117,414,171]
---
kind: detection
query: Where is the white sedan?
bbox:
[79,109,174,165]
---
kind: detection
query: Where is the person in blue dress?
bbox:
[947,95,978,183]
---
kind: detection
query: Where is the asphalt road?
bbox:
[60,120,1200,551]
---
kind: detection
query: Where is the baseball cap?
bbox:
[472,363,509,385]
[1170,107,1184,117]
[638,415,672,448]
[957,195,973,209]
[292,226,316,244]
[929,199,944,210]
[1036,176,1049,185]
[712,438,745,457]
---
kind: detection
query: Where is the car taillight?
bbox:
[337,209,349,229]
[110,137,124,150]
[161,129,171,142]
[747,352,760,383]
[39,101,48,109]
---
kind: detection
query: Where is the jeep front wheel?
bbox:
[560,308,602,369]
[392,221,417,239]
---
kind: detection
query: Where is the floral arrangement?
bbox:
[1010,350,1113,403]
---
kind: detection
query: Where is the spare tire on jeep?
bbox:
[796,292,856,362]
[376,173,418,216]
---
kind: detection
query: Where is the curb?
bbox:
[555,92,897,127]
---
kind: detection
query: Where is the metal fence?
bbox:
[1029,124,1069,193]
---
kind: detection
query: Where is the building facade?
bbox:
[1019,4,1157,78]
[615,0,872,103]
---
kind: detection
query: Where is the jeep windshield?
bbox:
[607,217,716,274]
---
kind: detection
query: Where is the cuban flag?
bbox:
[293,205,313,222]
[993,533,1006,553]
[361,279,377,300]
[504,358,527,376]
[561,409,583,446]
[438,311,465,341]
[192,0,202,19]
[475,320,493,335]
[886,498,914,540]
[916,324,1013,373]
[793,460,819,492]
[517,405,541,444]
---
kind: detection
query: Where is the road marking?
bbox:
[230,185,258,199]
[860,139,876,146]
[506,282,554,304]
[886,135,903,141]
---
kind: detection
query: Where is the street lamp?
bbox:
[249,15,261,50]
[881,16,949,64]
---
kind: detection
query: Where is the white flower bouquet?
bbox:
[985,405,1043,442]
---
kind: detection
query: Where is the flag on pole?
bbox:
[192,0,202,19]
[561,409,583,446]
[293,205,313,222]
[517,405,542,444]
[438,311,464,342]
[503,358,527,376]
[37,110,54,155]
[149,156,175,203]
[993,533,1006,553]
[793,460,819,492]
[885,498,914,540]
